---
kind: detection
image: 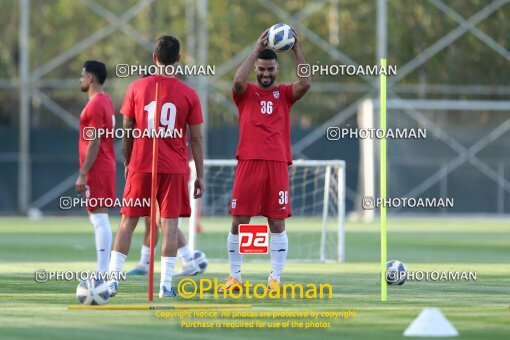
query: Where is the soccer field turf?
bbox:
[0,217,509,339]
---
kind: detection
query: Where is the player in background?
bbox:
[225,29,311,291]
[107,35,205,298]
[76,60,116,273]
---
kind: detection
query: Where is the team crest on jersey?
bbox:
[231,199,237,209]
[273,91,280,99]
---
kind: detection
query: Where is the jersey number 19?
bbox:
[144,101,177,130]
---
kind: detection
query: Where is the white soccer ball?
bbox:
[266,23,295,52]
[27,207,43,220]
[193,250,208,274]
[76,279,110,305]
[386,260,407,285]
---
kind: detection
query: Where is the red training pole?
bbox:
[148,81,161,301]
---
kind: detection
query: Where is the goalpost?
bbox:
[188,159,346,262]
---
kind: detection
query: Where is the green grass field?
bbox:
[0,216,509,339]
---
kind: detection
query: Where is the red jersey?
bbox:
[233,83,296,165]
[120,75,203,173]
[79,93,116,172]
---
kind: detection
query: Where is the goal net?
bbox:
[187,159,346,262]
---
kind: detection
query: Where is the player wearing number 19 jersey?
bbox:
[224,29,312,292]
[107,36,205,299]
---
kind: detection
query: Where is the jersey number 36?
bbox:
[260,100,273,115]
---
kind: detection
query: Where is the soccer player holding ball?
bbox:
[225,27,312,291]
[76,61,116,274]
[107,36,205,298]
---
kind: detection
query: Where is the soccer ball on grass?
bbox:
[76,279,110,305]
[385,260,407,285]
[193,250,208,274]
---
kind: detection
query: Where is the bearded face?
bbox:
[255,58,278,88]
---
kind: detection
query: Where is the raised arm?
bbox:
[291,32,312,101]
[233,30,268,95]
